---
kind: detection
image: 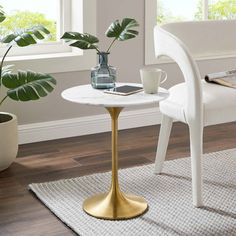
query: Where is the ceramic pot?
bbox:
[0,112,18,171]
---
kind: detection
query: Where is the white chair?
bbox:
[154,20,236,207]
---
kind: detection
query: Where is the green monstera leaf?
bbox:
[2,70,56,101]
[1,65,14,77]
[0,5,6,23]
[1,25,50,47]
[61,32,99,51]
[106,18,139,41]
[0,65,14,86]
[61,18,139,53]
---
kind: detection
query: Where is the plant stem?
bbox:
[0,45,12,98]
[0,45,12,76]
[95,46,101,53]
[106,38,117,53]
[0,95,8,107]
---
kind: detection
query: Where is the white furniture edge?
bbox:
[18,107,162,144]
[61,83,168,107]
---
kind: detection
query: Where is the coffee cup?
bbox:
[140,68,167,94]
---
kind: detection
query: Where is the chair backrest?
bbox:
[161,20,236,58]
[154,20,236,123]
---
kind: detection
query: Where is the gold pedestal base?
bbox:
[83,190,148,220]
[83,107,148,220]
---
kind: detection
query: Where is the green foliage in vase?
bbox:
[61,18,139,53]
[0,6,56,108]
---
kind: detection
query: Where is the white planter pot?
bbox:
[0,112,18,171]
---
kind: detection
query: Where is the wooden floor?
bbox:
[0,122,236,236]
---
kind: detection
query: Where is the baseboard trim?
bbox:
[18,108,162,144]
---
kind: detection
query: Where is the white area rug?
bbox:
[29,148,236,236]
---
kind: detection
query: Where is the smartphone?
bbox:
[104,85,143,96]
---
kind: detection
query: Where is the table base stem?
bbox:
[83,107,148,220]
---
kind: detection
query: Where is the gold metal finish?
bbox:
[83,107,148,220]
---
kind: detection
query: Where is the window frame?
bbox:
[145,0,236,65]
[3,0,97,73]
[0,0,72,56]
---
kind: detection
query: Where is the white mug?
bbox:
[140,68,167,94]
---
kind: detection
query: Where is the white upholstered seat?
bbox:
[154,20,236,207]
[161,80,236,126]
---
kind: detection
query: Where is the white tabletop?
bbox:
[61,83,169,108]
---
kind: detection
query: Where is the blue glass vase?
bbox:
[91,52,116,89]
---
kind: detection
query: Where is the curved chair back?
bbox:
[161,20,236,57]
[154,24,202,124]
[154,20,236,123]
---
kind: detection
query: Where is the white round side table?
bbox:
[62,83,169,220]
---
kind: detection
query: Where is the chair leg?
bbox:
[154,115,173,174]
[189,123,203,207]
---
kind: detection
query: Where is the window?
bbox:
[0,0,60,42]
[145,0,236,65]
[208,0,236,20]
[1,0,96,73]
[157,0,236,24]
[0,0,72,56]
[157,0,199,24]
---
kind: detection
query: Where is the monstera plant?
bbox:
[61,18,139,53]
[0,6,56,171]
[61,18,139,89]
